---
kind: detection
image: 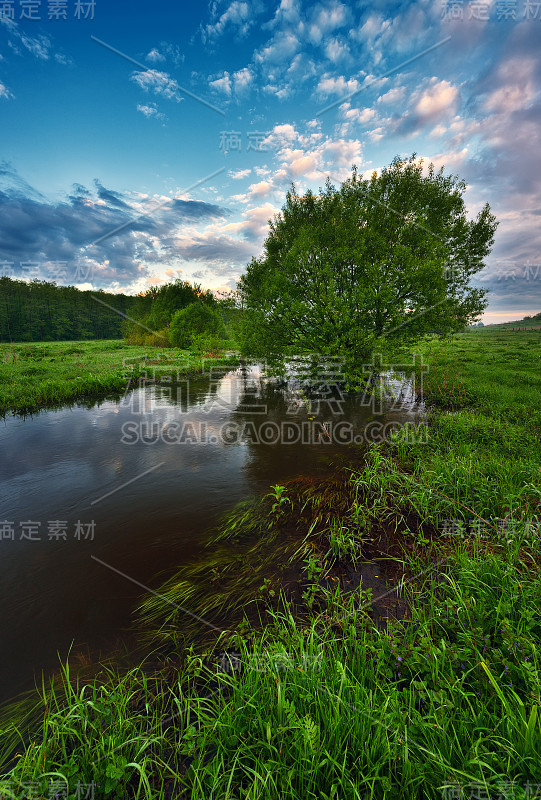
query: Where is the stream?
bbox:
[0,363,424,704]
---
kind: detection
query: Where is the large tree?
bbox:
[238,156,497,370]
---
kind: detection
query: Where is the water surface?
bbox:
[0,365,423,703]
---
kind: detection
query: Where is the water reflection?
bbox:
[0,365,424,704]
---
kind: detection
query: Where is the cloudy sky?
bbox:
[1,0,540,321]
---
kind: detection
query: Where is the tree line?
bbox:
[0,278,132,342]
[0,276,239,347]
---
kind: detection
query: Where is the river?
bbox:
[0,363,424,704]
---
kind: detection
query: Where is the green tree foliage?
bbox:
[238,156,498,370]
[169,302,226,348]
[0,278,131,342]
[123,279,216,345]
[0,276,234,346]
[147,280,215,330]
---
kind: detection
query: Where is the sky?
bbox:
[0,0,540,323]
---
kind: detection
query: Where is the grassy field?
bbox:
[1,329,541,799]
[0,339,237,416]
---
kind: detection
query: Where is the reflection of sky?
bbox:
[1,366,424,518]
[0,366,424,703]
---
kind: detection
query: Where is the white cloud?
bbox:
[414,79,460,123]
[247,180,274,197]
[255,30,300,64]
[285,52,316,83]
[229,168,252,180]
[20,32,51,60]
[209,67,253,98]
[233,67,254,94]
[0,80,13,100]
[130,69,182,102]
[348,5,434,64]
[221,202,279,241]
[415,149,469,175]
[483,57,538,114]
[429,123,447,139]
[377,86,405,106]
[287,150,321,178]
[367,127,385,143]
[341,103,376,125]
[146,48,165,63]
[202,0,257,41]
[349,13,387,42]
[324,37,350,62]
[54,53,72,66]
[321,138,362,169]
[262,82,291,100]
[209,72,232,96]
[263,123,297,149]
[146,42,184,66]
[261,123,364,187]
[264,0,302,29]
[171,231,257,266]
[316,74,360,98]
[0,19,62,62]
[231,180,277,204]
[308,1,351,44]
[137,103,165,121]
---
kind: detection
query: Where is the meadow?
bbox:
[1,328,540,799]
[0,339,237,416]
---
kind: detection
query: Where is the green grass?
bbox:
[394,330,541,529]
[2,544,541,798]
[1,329,541,798]
[173,548,541,799]
[0,659,188,799]
[0,339,238,415]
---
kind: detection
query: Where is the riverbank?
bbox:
[1,329,540,798]
[0,340,238,416]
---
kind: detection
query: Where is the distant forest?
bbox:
[0,277,136,342]
[0,277,237,344]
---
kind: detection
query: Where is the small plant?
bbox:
[304,553,325,583]
[268,484,291,517]
[258,577,276,600]
[327,519,361,563]
[301,553,327,609]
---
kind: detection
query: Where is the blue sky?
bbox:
[1,0,540,322]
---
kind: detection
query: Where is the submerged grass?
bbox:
[180,546,541,799]
[1,328,541,797]
[133,473,365,649]
[2,543,541,799]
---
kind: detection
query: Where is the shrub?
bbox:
[170,303,225,348]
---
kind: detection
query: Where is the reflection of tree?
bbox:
[227,366,358,488]
[121,374,222,415]
[224,362,426,488]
